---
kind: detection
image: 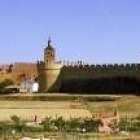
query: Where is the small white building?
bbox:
[32,82,39,93]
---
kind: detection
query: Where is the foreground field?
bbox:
[1,132,140,140]
[0,93,120,121]
[86,95,140,117]
[0,94,140,139]
[0,94,140,119]
[0,101,92,121]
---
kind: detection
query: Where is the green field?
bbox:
[0,93,140,139]
[0,93,140,118]
[85,95,140,118]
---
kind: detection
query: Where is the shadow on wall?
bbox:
[59,66,140,94]
[59,76,140,94]
[36,64,140,94]
[36,62,47,92]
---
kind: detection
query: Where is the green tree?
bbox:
[42,117,53,132]
[66,118,83,132]
[0,79,13,89]
[52,116,65,132]
[10,115,20,125]
[83,119,103,132]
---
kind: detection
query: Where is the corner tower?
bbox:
[44,38,55,68]
[42,38,61,92]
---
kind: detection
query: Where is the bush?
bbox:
[0,79,13,89]
[119,119,140,132]
[10,115,20,124]
[0,79,14,93]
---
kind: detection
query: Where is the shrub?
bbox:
[10,115,20,124]
[0,79,13,89]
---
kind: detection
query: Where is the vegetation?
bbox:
[86,95,140,118]
[0,114,140,140]
[119,116,140,132]
[10,115,20,125]
[0,79,13,93]
[0,115,103,135]
[0,93,121,101]
[0,94,139,139]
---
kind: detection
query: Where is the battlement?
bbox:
[59,62,140,76]
[0,63,13,74]
[57,61,140,69]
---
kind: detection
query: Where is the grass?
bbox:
[0,100,92,121]
[0,93,139,139]
[0,93,122,101]
[78,133,140,140]
[0,93,139,118]
[85,95,140,118]
[0,94,139,119]
[1,132,140,140]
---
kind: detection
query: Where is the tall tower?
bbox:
[42,38,61,92]
[44,38,55,68]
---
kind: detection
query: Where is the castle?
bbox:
[1,39,140,93]
[37,39,140,93]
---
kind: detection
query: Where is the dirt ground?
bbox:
[0,101,92,121]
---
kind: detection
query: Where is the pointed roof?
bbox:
[45,37,54,51]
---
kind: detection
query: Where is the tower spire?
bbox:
[48,36,51,46]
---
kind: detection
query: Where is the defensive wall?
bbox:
[60,62,140,75]
[0,62,38,84]
[36,60,140,93]
[1,39,140,94]
[1,60,140,93]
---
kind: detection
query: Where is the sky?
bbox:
[0,0,140,64]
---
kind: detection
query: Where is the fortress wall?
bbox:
[36,61,46,91]
[0,62,40,85]
[60,63,140,77]
[44,69,61,92]
[12,62,38,76]
[0,73,24,84]
[59,76,140,93]
[0,73,13,82]
[58,61,140,69]
[58,63,140,93]
[37,61,61,92]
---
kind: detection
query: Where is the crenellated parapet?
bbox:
[37,61,45,69]
[57,61,85,66]
[58,61,140,68]
[0,63,13,74]
[38,39,140,93]
[60,62,140,76]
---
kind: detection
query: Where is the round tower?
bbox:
[44,38,55,69]
[43,38,61,92]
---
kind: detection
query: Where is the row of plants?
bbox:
[0,115,103,135]
[42,116,103,132]
[118,115,140,132]
[2,114,140,135]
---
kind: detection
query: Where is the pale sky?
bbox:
[0,0,140,64]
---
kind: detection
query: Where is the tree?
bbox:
[42,117,53,132]
[83,118,103,132]
[52,116,65,132]
[10,115,20,125]
[65,118,83,132]
[0,79,13,89]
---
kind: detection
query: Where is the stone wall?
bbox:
[0,62,38,85]
[12,62,38,76]
[1,61,140,93]
[48,62,140,93]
